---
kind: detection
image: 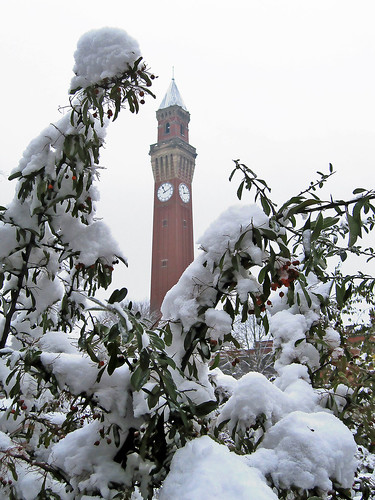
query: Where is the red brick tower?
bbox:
[150,79,197,314]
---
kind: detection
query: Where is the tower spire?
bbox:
[158,78,187,111]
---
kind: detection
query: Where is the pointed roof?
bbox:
[158,78,187,111]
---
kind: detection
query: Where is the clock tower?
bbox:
[150,79,197,314]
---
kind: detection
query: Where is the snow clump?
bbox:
[71,27,141,90]
[247,411,357,491]
[159,435,277,500]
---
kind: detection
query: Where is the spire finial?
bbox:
[172,66,175,80]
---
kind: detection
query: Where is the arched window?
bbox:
[165,122,170,134]
[180,124,184,136]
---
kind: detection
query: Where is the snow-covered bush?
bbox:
[0,27,374,500]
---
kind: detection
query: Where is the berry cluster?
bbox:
[271,260,300,296]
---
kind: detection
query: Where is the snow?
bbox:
[159,435,277,500]
[0,430,12,451]
[270,309,320,371]
[70,27,141,90]
[59,217,124,266]
[205,308,232,341]
[217,371,319,433]
[197,204,269,265]
[37,331,79,354]
[209,368,238,403]
[323,326,341,349]
[247,411,357,491]
[48,420,128,493]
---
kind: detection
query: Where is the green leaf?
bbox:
[8,171,22,181]
[107,351,119,376]
[224,298,235,320]
[85,342,99,363]
[300,281,312,308]
[287,199,321,218]
[260,228,277,240]
[112,423,121,447]
[163,374,178,402]
[8,461,18,481]
[262,313,269,334]
[260,196,271,216]
[258,265,269,284]
[139,349,150,371]
[131,365,150,391]
[108,287,128,304]
[311,213,324,241]
[210,353,221,370]
[335,283,345,309]
[347,213,361,247]
[194,400,217,417]
[107,323,121,342]
[199,341,210,360]
[148,331,165,350]
[163,324,172,346]
[237,180,245,200]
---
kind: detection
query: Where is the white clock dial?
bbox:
[157,182,173,202]
[179,183,190,203]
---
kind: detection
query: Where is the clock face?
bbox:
[157,182,173,202]
[179,183,190,203]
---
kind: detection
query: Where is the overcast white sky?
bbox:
[1,0,374,301]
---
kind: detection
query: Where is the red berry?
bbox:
[106,438,112,444]
[280,278,290,287]
[93,112,98,118]
[279,291,285,297]
[140,99,145,104]
[21,404,27,410]
[271,283,278,291]
[94,89,99,95]
[94,440,100,446]
[72,175,77,181]
[267,300,272,306]
[48,184,53,190]
[292,260,300,266]
[210,339,218,346]
[139,91,145,97]
[99,361,105,367]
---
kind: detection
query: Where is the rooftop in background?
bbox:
[158,78,187,111]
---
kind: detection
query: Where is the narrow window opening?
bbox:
[183,220,187,228]
[180,124,185,136]
[162,219,168,227]
[161,259,168,268]
[165,122,170,133]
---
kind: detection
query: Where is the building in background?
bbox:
[149,79,197,314]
